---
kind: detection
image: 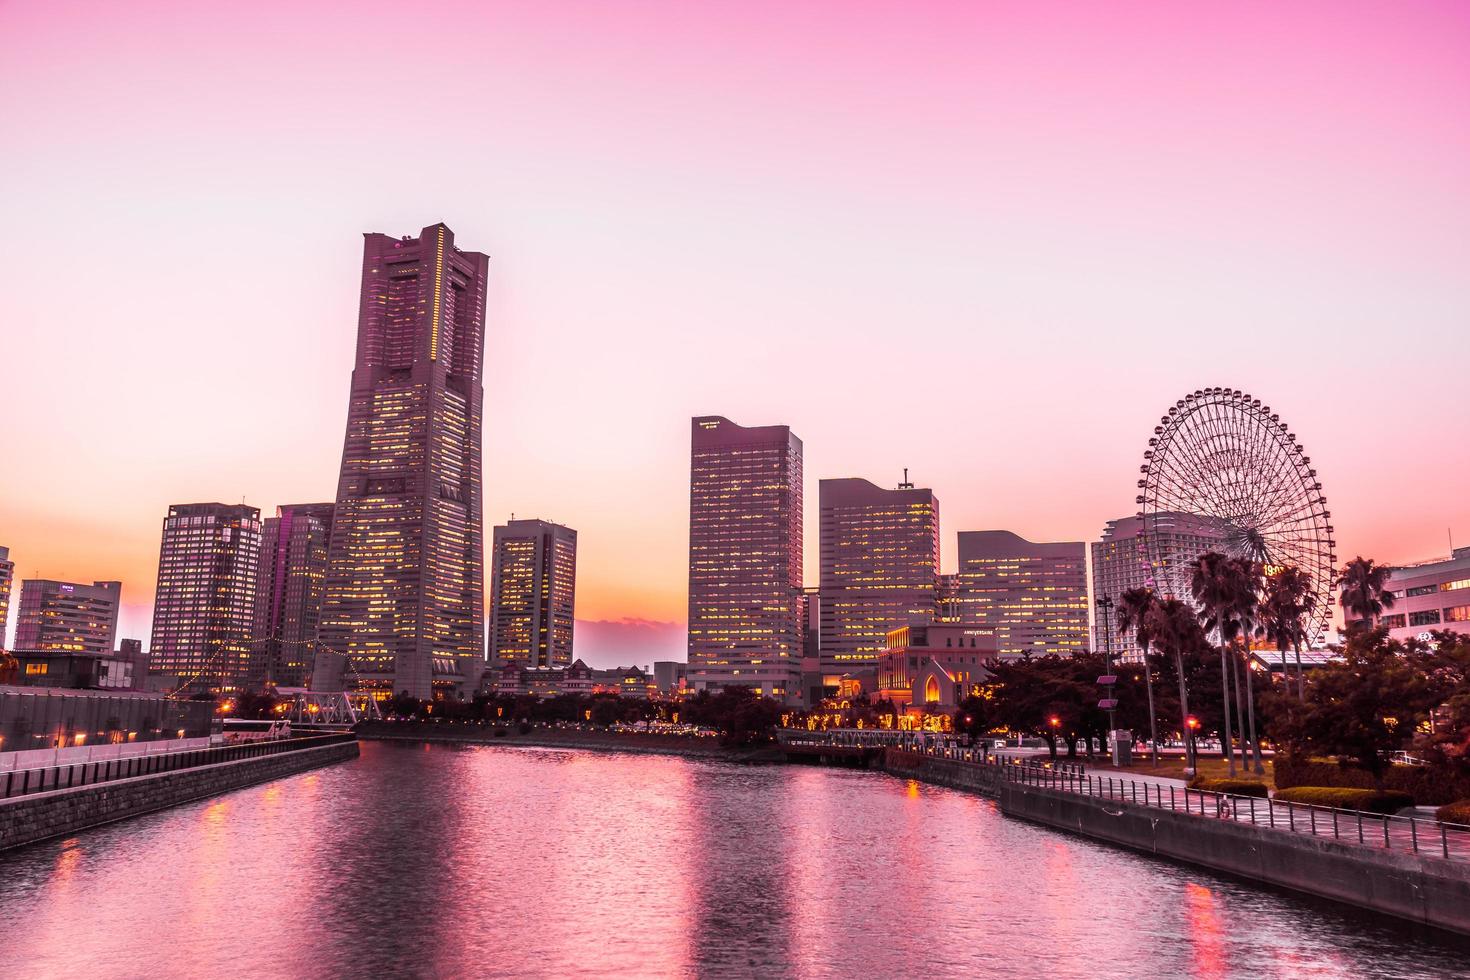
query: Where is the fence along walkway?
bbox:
[777,730,1470,865]
[1003,760,1470,864]
[0,733,357,800]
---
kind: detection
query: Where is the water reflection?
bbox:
[0,741,1464,978]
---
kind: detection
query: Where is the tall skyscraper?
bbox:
[488,518,577,668]
[252,503,335,688]
[949,530,1088,658]
[687,416,804,702]
[1090,512,1226,661]
[818,476,940,670]
[318,223,490,701]
[0,547,12,649]
[148,503,262,693]
[14,579,122,655]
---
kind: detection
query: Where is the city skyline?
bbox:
[5,1,1470,666]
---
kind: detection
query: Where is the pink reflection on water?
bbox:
[1186,882,1228,979]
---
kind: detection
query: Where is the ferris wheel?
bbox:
[1136,387,1336,645]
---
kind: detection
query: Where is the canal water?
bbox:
[0,740,1464,978]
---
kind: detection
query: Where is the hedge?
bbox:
[1273,786,1414,814]
[1437,800,1470,825]
[1273,756,1470,807]
[1187,777,1269,797]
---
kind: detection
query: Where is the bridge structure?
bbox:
[277,688,382,729]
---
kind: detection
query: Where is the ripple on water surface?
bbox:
[0,741,1465,979]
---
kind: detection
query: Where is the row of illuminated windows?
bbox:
[1384,606,1470,628]
[1399,579,1470,598]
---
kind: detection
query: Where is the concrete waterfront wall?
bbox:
[1000,781,1470,938]
[882,749,1003,796]
[880,749,1470,937]
[0,737,359,852]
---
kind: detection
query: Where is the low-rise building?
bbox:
[651,661,687,695]
[13,650,137,690]
[875,624,996,716]
[1375,547,1470,642]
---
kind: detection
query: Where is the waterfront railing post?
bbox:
[1411,818,1418,853]
[1443,824,1450,860]
[1383,816,1390,849]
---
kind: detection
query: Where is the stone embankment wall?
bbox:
[0,738,360,852]
[356,721,774,761]
[1000,782,1470,937]
[882,749,1470,938]
[882,749,1003,796]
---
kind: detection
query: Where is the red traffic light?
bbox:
[1185,715,1200,730]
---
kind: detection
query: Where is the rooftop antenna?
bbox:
[898,467,914,490]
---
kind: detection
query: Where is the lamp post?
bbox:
[1095,596,1119,761]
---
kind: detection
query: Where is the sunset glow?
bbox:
[3,1,1468,663]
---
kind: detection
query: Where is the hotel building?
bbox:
[148,503,263,694]
[1374,547,1470,642]
[818,477,940,670]
[14,579,122,656]
[488,518,577,669]
[686,416,804,702]
[252,503,335,689]
[1090,513,1225,661]
[948,530,1088,658]
[318,223,490,701]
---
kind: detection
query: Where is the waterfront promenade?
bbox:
[781,728,1470,936]
[778,729,1470,863]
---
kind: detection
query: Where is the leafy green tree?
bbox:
[1336,556,1396,631]
[1412,631,1470,777]
[1268,627,1438,786]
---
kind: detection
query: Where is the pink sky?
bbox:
[3,1,1468,665]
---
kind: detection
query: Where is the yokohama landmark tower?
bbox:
[318,223,490,700]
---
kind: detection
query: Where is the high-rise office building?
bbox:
[14,579,122,655]
[488,518,577,668]
[818,476,940,670]
[252,503,335,688]
[1090,513,1226,661]
[949,530,1088,658]
[318,223,490,701]
[0,547,12,649]
[687,416,804,701]
[148,503,263,693]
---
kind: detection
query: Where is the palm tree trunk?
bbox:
[1243,655,1263,775]
[1218,638,1235,776]
[1293,636,1305,700]
[1175,650,1195,776]
[1143,650,1159,767]
[1231,649,1248,770]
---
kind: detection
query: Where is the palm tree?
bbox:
[1258,566,1315,699]
[1336,556,1396,631]
[1116,587,1161,767]
[1150,597,1203,776]
[1231,557,1264,775]
[1190,551,1248,776]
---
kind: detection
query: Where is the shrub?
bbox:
[492,727,508,738]
[1273,786,1414,814]
[1436,800,1470,825]
[1187,777,1268,797]
[1273,755,1470,806]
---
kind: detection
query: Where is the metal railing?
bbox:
[1003,763,1470,863]
[0,733,356,801]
